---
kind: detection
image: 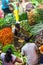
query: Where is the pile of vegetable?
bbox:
[0,61,2,65]
[19,12,28,21]
[5,12,28,22]
[37,8,43,22]
[30,23,43,36]
[0,27,14,45]
[20,20,30,32]
[5,13,16,25]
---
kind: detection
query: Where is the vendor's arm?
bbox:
[13,57,22,64]
[12,54,22,64]
[15,57,22,63]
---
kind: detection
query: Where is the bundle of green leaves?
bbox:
[5,13,16,25]
[2,44,15,54]
[20,20,30,31]
[37,8,43,22]
[30,23,43,36]
[0,18,6,29]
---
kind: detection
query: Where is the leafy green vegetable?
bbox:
[0,18,5,29]
[2,44,15,54]
[20,20,30,31]
[37,9,43,22]
[5,13,16,25]
[14,52,21,57]
[0,61,2,65]
[0,14,16,29]
[19,12,28,21]
[30,23,43,35]
[31,0,43,4]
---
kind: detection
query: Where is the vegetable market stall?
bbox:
[0,1,43,65]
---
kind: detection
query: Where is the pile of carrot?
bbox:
[0,27,14,45]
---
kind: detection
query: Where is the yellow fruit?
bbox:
[18,39,24,43]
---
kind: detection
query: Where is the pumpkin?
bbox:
[39,45,43,54]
